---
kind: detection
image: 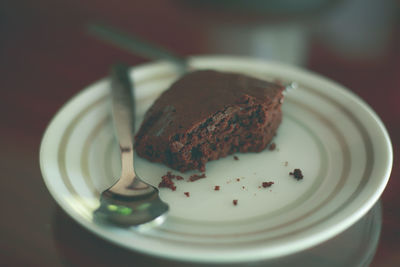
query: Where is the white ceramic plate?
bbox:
[40,56,392,263]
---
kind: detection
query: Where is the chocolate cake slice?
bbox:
[134,70,284,172]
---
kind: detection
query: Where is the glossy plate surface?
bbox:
[40,56,392,263]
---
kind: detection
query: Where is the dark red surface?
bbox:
[1,1,399,266]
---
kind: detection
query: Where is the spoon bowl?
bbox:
[95,181,168,226]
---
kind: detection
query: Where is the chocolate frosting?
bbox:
[138,70,283,140]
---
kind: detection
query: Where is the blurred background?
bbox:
[1,0,399,266]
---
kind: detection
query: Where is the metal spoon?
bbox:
[94,64,169,226]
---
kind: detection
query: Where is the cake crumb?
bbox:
[236,178,240,182]
[166,171,175,179]
[189,173,206,182]
[233,199,238,206]
[233,155,239,160]
[268,142,276,151]
[214,185,220,191]
[159,173,177,191]
[176,175,184,180]
[284,161,288,167]
[184,192,190,197]
[262,181,274,188]
[290,168,304,180]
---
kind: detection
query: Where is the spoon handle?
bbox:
[110,64,135,176]
[108,64,156,196]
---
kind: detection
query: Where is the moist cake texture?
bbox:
[134,70,284,172]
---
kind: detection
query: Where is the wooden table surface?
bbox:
[1,1,399,266]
